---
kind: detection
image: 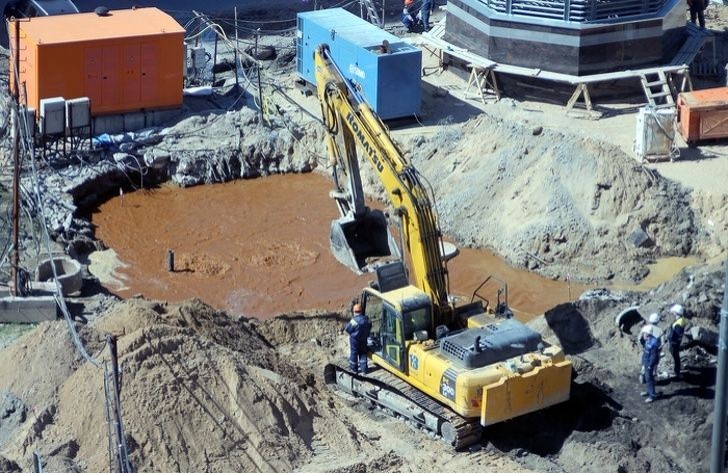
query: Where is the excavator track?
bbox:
[324,361,482,450]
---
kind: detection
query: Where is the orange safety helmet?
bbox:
[353,303,362,314]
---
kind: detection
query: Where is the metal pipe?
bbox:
[33,451,43,473]
[234,7,239,89]
[710,258,728,473]
[255,28,264,124]
[11,18,21,296]
[212,33,218,85]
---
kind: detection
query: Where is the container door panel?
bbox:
[84,48,103,109]
[140,43,159,103]
[102,46,121,107]
[123,44,141,105]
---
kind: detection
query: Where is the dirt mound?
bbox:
[393,114,697,283]
[0,322,99,408]
[160,107,322,187]
[1,299,426,472]
[0,298,535,472]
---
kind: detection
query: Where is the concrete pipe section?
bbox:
[35,256,83,296]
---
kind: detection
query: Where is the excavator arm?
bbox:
[314,44,453,321]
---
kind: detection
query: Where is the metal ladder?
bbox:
[359,0,383,27]
[640,70,675,109]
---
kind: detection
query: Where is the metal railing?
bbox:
[481,0,668,22]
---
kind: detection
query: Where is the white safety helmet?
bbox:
[648,313,660,324]
[641,325,661,338]
[640,325,655,337]
[670,304,685,317]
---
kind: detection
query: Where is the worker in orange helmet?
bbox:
[345,303,372,374]
[401,0,418,31]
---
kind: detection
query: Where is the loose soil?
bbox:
[0,264,724,472]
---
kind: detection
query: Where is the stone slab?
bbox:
[0,296,59,323]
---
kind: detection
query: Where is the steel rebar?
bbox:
[710,258,728,473]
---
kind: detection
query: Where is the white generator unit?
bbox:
[39,97,66,136]
[65,97,91,130]
[634,105,677,162]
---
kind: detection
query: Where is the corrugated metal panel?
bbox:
[13,8,184,115]
[18,7,185,44]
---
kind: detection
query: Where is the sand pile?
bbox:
[392,113,697,283]
[0,299,305,471]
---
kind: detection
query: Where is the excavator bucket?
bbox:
[330,209,401,274]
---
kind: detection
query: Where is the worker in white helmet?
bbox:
[666,304,687,378]
[639,313,663,385]
[641,328,661,403]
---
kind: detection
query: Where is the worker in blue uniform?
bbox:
[667,304,687,378]
[345,303,371,374]
[418,0,434,32]
[641,331,661,403]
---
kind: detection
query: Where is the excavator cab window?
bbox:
[363,291,404,372]
[382,307,404,371]
[363,293,383,349]
[404,307,430,341]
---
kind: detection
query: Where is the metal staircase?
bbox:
[359,0,383,27]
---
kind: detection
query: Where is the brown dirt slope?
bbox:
[397,113,697,284]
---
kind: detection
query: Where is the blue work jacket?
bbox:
[642,336,660,369]
[345,314,371,347]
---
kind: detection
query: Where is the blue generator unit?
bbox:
[296,8,422,120]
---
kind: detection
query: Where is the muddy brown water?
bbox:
[91,173,588,320]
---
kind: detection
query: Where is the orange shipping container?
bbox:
[677,87,728,144]
[9,7,184,115]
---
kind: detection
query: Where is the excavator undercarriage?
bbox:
[324,361,483,449]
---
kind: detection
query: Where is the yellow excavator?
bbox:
[314,44,572,448]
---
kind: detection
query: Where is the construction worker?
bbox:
[688,0,707,29]
[401,0,418,31]
[345,303,371,374]
[419,0,434,32]
[641,330,661,403]
[666,304,687,378]
[640,312,663,346]
[639,313,662,384]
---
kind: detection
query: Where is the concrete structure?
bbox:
[36,256,83,296]
[9,7,185,115]
[0,290,57,323]
[444,0,686,75]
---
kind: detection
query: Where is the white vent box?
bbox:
[65,97,91,129]
[634,106,676,161]
[191,46,206,69]
[39,97,66,135]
